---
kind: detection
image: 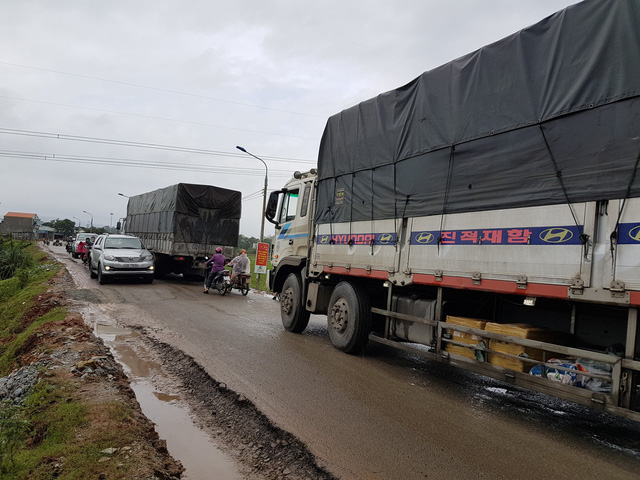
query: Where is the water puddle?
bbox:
[94,322,243,480]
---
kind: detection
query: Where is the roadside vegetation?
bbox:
[0,241,181,479]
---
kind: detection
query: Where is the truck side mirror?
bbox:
[116,221,121,231]
[265,191,281,226]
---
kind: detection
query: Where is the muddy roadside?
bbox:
[47,247,338,480]
[1,261,183,479]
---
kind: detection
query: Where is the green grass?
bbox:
[3,380,89,480]
[248,260,272,291]
[0,241,34,281]
[0,246,60,376]
[0,307,66,376]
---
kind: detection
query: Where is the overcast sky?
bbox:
[0,0,580,238]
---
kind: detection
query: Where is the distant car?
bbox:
[87,234,154,285]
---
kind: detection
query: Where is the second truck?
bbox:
[122,183,241,278]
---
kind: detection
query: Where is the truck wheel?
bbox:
[327,282,371,354]
[281,273,310,333]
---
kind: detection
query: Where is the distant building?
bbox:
[0,212,40,240]
[37,225,56,240]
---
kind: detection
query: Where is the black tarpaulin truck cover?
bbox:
[315,0,640,225]
[126,183,241,247]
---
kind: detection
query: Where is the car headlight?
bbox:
[104,254,116,261]
[141,254,153,261]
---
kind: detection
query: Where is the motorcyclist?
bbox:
[204,247,226,294]
[83,236,95,265]
[77,239,88,263]
[228,249,251,284]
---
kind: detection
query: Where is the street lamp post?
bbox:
[73,216,80,234]
[236,146,268,243]
[83,210,93,231]
[236,146,269,289]
[110,213,114,230]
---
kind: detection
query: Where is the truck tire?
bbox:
[281,273,310,333]
[327,281,371,354]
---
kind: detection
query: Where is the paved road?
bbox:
[51,245,640,480]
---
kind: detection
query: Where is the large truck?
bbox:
[265,0,640,420]
[123,183,241,277]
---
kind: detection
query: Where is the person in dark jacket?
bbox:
[204,247,226,293]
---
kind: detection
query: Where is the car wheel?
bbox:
[98,263,108,285]
[89,258,97,279]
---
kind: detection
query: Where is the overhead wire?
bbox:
[0,128,316,165]
[0,61,328,118]
[0,150,294,178]
[0,95,318,140]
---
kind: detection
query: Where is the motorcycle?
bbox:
[204,269,232,295]
[225,273,250,296]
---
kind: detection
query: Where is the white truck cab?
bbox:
[265,169,317,292]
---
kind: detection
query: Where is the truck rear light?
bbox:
[172,256,185,261]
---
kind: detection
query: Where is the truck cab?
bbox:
[265,169,317,293]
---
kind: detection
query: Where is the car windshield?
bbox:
[104,237,144,249]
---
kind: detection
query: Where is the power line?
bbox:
[0,150,294,178]
[0,127,316,165]
[0,95,318,140]
[242,189,264,201]
[0,61,327,118]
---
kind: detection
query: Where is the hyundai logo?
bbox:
[378,233,393,244]
[539,228,573,244]
[414,232,435,244]
[629,225,640,243]
[319,235,330,244]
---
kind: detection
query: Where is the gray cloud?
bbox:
[0,0,579,234]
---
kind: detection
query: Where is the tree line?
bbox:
[42,218,272,250]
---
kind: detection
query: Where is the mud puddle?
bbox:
[94,322,243,480]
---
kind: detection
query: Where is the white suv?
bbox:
[88,234,154,284]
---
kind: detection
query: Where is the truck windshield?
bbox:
[105,237,143,249]
[279,190,299,223]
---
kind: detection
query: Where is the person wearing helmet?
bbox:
[228,249,251,284]
[204,247,227,293]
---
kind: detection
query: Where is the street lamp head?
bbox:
[236,146,246,153]
[118,193,130,198]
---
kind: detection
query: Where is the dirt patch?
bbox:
[143,337,337,480]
